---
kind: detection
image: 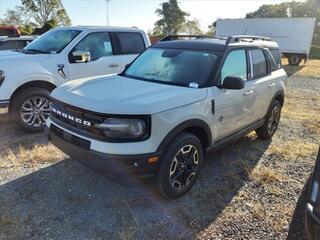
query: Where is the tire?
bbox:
[288,55,302,66]
[10,87,51,133]
[256,100,282,139]
[156,132,203,198]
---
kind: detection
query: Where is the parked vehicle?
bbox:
[0,26,20,37]
[306,147,320,240]
[0,36,37,51]
[215,18,316,66]
[46,35,287,198]
[0,26,150,132]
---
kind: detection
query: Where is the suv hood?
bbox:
[0,50,49,65]
[51,75,208,115]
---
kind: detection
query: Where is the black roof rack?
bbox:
[226,35,271,44]
[159,35,216,42]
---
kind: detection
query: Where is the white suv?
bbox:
[46,35,287,198]
[0,26,150,131]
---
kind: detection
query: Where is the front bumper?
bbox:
[45,124,161,177]
[0,100,9,114]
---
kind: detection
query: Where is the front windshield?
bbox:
[124,48,218,87]
[25,29,81,53]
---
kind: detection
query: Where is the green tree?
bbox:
[153,0,189,36]
[21,0,71,27]
[182,18,202,35]
[207,21,216,35]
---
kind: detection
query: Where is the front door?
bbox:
[67,32,121,80]
[210,49,256,142]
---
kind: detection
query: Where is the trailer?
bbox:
[216,18,316,65]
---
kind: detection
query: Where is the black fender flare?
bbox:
[157,119,212,152]
[264,90,285,119]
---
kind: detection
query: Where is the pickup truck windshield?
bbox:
[123,48,218,87]
[24,29,81,53]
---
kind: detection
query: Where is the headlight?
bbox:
[96,118,147,139]
[0,70,5,86]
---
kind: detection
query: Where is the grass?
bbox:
[283,58,320,78]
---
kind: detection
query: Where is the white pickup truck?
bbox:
[0,26,150,131]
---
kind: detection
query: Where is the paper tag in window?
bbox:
[189,82,199,88]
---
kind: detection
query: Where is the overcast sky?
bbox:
[0,0,305,32]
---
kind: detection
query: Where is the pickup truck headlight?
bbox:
[0,70,5,86]
[96,118,147,139]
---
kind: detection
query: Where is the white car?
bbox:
[46,35,287,198]
[0,26,150,131]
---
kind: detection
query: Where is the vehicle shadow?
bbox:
[0,134,271,240]
[283,64,305,77]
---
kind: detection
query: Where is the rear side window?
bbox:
[265,50,278,72]
[270,49,282,68]
[221,50,247,82]
[115,32,145,54]
[250,49,267,79]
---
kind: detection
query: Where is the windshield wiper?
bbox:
[25,49,50,54]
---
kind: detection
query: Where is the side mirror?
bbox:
[222,76,245,90]
[72,51,91,63]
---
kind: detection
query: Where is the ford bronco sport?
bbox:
[0,26,150,132]
[46,35,287,198]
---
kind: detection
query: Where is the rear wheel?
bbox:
[10,87,51,133]
[156,132,203,198]
[256,100,282,139]
[288,55,302,66]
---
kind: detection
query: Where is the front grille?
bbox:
[50,99,106,140]
[50,98,151,143]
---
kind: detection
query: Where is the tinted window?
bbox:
[116,32,145,54]
[221,50,247,82]
[270,49,282,68]
[72,32,113,61]
[0,41,18,50]
[124,48,218,87]
[250,49,267,79]
[265,50,278,72]
[0,29,16,36]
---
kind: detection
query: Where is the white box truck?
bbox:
[216,18,316,65]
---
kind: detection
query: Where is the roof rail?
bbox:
[226,35,271,44]
[159,35,215,42]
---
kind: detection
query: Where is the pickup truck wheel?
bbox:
[156,132,203,198]
[10,87,51,133]
[256,100,282,139]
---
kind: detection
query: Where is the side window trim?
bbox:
[248,48,268,80]
[68,31,114,64]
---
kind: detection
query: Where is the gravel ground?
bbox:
[0,74,319,240]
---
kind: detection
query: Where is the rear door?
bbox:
[247,48,279,120]
[67,31,122,80]
[110,32,146,69]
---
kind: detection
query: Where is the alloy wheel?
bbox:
[267,105,281,135]
[20,96,51,127]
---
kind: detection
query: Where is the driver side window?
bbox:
[221,50,247,83]
[71,32,113,62]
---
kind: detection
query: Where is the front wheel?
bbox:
[10,87,51,133]
[156,132,203,198]
[256,100,282,139]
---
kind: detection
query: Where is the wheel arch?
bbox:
[265,90,285,118]
[157,119,212,152]
[9,80,57,112]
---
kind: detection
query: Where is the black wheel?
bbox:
[256,100,282,139]
[156,132,203,198]
[288,55,302,66]
[10,87,51,133]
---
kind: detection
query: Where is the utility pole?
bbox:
[106,0,110,26]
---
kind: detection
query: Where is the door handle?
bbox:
[243,90,254,96]
[109,63,120,68]
[268,83,276,88]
